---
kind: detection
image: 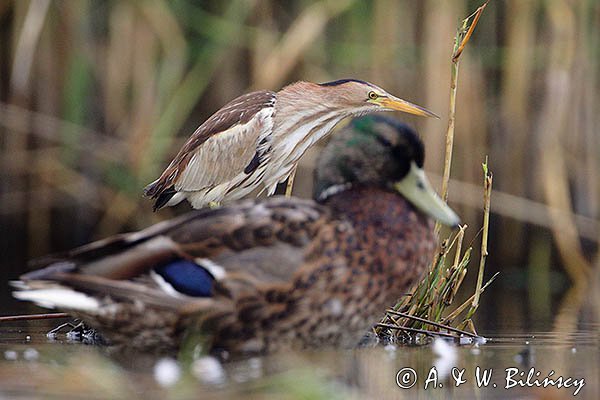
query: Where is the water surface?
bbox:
[0,318,597,399]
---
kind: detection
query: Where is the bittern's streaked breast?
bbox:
[144,79,438,210]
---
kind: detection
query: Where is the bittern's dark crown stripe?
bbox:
[318,78,371,87]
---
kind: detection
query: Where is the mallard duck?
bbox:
[13,115,459,355]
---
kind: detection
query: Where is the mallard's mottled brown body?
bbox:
[205,189,435,353]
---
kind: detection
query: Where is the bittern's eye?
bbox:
[368,91,378,100]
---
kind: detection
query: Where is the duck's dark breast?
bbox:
[207,188,436,353]
[195,188,436,354]
[288,187,436,346]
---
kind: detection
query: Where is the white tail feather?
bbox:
[13,288,100,312]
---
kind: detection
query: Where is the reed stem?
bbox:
[470,158,492,314]
[0,312,69,322]
[435,0,488,236]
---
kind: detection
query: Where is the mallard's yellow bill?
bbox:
[394,162,460,227]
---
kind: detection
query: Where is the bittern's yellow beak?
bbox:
[376,96,439,118]
[394,162,460,227]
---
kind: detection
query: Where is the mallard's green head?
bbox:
[314,115,460,227]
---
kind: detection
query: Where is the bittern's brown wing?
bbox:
[144,90,276,208]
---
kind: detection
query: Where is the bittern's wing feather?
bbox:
[175,106,274,191]
[144,90,276,199]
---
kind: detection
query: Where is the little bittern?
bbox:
[14,115,458,354]
[144,79,438,210]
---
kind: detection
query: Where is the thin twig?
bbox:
[470,158,492,314]
[442,272,499,325]
[285,165,297,197]
[436,0,489,236]
[0,313,69,322]
[375,323,457,339]
[452,1,489,62]
[451,225,467,270]
[386,309,479,338]
[447,249,470,306]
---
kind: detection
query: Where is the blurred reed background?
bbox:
[0,0,598,332]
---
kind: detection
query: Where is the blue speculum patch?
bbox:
[154,259,214,297]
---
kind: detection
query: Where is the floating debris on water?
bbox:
[46,321,107,345]
[474,336,487,345]
[384,343,397,359]
[4,350,18,361]
[456,335,488,346]
[357,331,380,348]
[384,343,396,353]
[23,348,39,361]
[230,357,263,383]
[459,336,471,345]
[514,345,535,367]
[153,358,181,387]
[432,338,457,380]
[192,355,226,385]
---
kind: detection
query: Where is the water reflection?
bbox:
[1,274,598,399]
[0,321,597,399]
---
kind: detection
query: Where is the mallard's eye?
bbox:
[368,91,378,100]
